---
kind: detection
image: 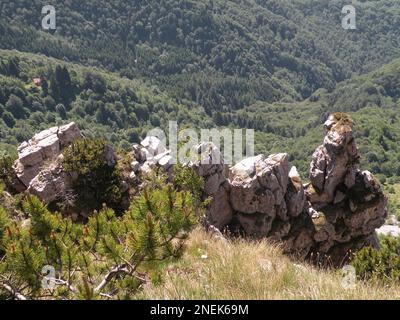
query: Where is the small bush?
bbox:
[63,138,124,213]
[0,170,202,299]
[0,150,15,190]
[351,236,400,283]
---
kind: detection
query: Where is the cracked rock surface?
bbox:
[12,122,82,202]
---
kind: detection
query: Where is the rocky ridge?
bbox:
[11,113,387,265]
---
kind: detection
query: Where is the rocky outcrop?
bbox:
[189,142,232,229]
[305,113,387,265]
[26,155,74,204]
[227,153,314,258]
[130,137,173,179]
[129,138,233,229]
[129,114,387,264]
[11,123,82,202]
[12,113,387,265]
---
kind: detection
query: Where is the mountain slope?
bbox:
[0,49,211,153]
[2,49,400,183]
[1,0,399,112]
[245,58,400,181]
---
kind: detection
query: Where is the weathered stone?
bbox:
[229,153,289,215]
[18,145,43,167]
[286,166,306,218]
[306,113,387,265]
[37,134,60,159]
[205,185,233,230]
[58,122,82,148]
[27,162,73,203]
[141,136,167,157]
[11,122,82,200]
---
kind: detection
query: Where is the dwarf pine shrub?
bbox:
[0,169,203,300]
[63,138,124,213]
[0,150,15,190]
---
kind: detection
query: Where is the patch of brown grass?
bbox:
[139,228,400,300]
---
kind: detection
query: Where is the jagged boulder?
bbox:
[131,137,173,177]
[286,167,306,218]
[306,113,387,265]
[11,123,82,202]
[27,156,73,204]
[189,142,232,229]
[229,154,290,229]
[308,113,359,205]
[227,153,314,257]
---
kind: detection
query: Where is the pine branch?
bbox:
[94,264,130,293]
[54,278,77,293]
[0,281,27,300]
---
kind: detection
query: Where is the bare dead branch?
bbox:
[94,264,130,293]
[0,282,27,300]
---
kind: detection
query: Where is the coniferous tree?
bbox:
[0,167,204,300]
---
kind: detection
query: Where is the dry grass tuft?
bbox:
[140,228,400,300]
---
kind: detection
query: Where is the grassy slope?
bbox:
[140,228,400,299]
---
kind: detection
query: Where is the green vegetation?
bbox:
[0,50,209,151]
[0,171,202,299]
[2,0,399,109]
[1,0,400,299]
[352,236,400,283]
[62,138,124,214]
[1,0,400,183]
[2,49,400,183]
[0,150,14,189]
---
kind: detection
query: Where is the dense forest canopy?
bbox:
[0,0,400,181]
[1,0,400,108]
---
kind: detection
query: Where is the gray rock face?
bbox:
[286,167,306,218]
[309,114,359,203]
[14,114,387,265]
[189,142,232,229]
[227,154,313,256]
[229,154,289,216]
[131,137,174,177]
[305,113,387,265]
[27,160,73,203]
[12,123,82,202]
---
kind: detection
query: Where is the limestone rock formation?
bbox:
[189,142,232,229]
[305,113,387,265]
[10,113,387,265]
[227,153,314,257]
[27,157,73,204]
[11,123,82,202]
[130,113,386,264]
[130,136,173,177]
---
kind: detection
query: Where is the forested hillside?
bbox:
[1,0,400,113]
[1,0,400,180]
[0,50,211,154]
